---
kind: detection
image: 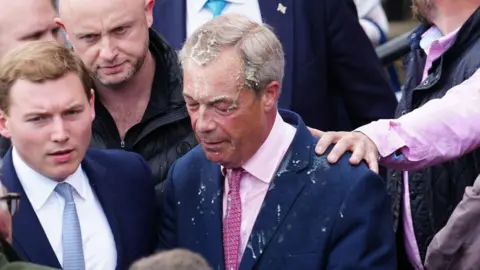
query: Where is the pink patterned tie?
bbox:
[223,168,245,270]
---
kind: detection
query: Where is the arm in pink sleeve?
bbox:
[356,69,480,171]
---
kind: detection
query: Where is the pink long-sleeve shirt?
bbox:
[357,26,480,269]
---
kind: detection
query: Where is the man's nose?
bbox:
[195,109,217,134]
[99,37,118,62]
[50,118,69,143]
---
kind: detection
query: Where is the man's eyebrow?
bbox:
[74,18,135,37]
[182,92,195,100]
[19,29,47,41]
[64,104,85,111]
[107,19,136,30]
[74,31,98,37]
[208,96,232,104]
[18,22,61,40]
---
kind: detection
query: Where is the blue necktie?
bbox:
[205,0,228,17]
[55,183,86,270]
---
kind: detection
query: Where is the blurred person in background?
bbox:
[354,0,389,46]
[353,0,401,96]
[0,0,62,57]
[153,0,398,132]
[0,0,64,157]
[425,173,480,269]
[129,249,211,270]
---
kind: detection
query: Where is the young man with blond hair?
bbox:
[0,40,157,269]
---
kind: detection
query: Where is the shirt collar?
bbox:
[12,147,88,210]
[192,0,248,13]
[419,26,460,52]
[222,112,294,184]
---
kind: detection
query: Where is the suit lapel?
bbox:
[1,150,61,268]
[153,0,187,49]
[239,111,312,270]
[259,0,295,109]
[196,163,225,270]
[81,154,124,268]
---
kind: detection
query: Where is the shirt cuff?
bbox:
[355,120,407,159]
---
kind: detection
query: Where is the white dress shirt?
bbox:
[12,148,117,270]
[186,0,262,37]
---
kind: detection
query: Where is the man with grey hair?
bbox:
[129,249,211,270]
[158,13,396,270]
[153,0,398,132]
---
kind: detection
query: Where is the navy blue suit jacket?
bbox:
[158,110,397,269]
[1,148,157,270]
[152,0,397,131]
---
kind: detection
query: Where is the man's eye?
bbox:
[52,27,60,35]
[215,104,235,113]
[114,27,127,34]
[28,116,46,122]
[66,110,81,115]
[27,33,43,41]
[81,34,98,41]
[187,103,199,109]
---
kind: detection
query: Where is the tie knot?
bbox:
[205,0,228,17]
[228,168,244,191]
[55,182,74,203]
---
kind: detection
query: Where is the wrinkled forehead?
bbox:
[59,0,143,28]
[0,0,56,37]
[183,48,245,101]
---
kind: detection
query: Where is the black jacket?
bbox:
[90,29,197,185]
[0,29,197,187]
[388,8,480,263]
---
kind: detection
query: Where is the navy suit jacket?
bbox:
[1,148,158,270]
[158,110,397,269]
[152,0,397,131]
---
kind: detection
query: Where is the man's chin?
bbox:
[95,72,133,87]
[46,163,81,182]
[204,150,226,164]
[97,78,129,87]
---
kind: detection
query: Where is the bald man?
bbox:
[54,0,196,187]
[0,0,61,57]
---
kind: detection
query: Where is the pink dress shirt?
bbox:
[357,26,480,269]
[222,112,296,262]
